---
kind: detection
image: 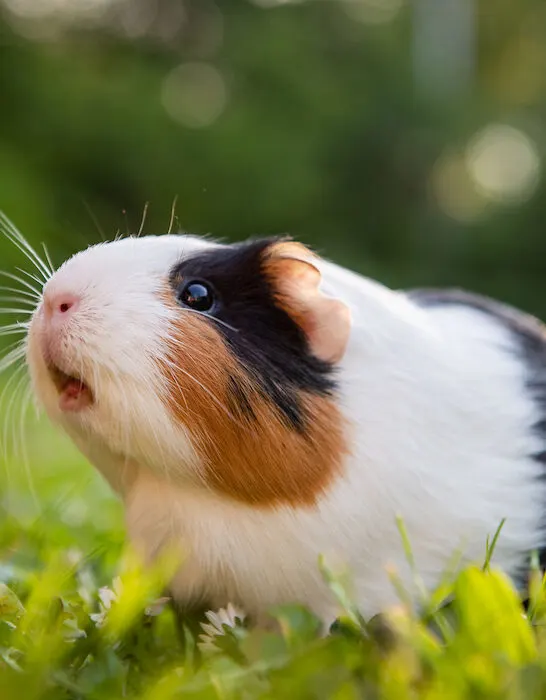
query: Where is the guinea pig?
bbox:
[6,227,546,627]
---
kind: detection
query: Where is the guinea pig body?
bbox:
[24,233,546,625]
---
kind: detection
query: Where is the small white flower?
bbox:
[90,576,123,628]
[197,603,246,654]
[145,596,172,617]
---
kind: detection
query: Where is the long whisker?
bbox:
[7,370,27,459]
[19,381,40,511]
[165,362,191,415]
[82,199,107,243]
[0,212,53,280]
[179,308,239,334]
[0,295,38,308]
[0,225,49,282]
[0,337,26,358]
[0,363,25,412]
[137,202,149,237]
[0,308,35,316]
[41,243,56,276]
[0,286,41,302]
[0,212,54,278]
[0,366,23,495]
[2,368,29,473]
[162,354,242,428]
[0,363,27,460]
[16,267,46,290]
[158,362,216,482]
[0,323,29,339]
[0,271,42,297]
[0,342,27,374]
[0,338,27,357]
[167,195,178,235]
[122,208,130,237]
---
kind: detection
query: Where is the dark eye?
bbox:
[178,281,215,312]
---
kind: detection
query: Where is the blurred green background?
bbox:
[1,4,546,692]
[1,0,546,521]
[2,0,546,313]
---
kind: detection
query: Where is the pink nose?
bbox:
[43,292,80,320]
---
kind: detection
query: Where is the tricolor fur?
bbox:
[21,233,546,625]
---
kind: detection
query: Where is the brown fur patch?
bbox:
[157,293,348,508]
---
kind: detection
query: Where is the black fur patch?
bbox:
[408,288,546,576]
[169,238,337,430]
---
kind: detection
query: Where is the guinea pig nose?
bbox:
[43,291,80,319]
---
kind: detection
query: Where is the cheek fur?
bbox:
[157,298,349,508]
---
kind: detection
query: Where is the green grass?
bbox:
[2,415,546,698]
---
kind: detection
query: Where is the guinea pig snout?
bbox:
[32,286,95,412]
[37,286,83,360]
[43,289,80,322]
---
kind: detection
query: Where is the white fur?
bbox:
[26,235,546,625]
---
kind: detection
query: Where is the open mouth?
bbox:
[48,364,94,412]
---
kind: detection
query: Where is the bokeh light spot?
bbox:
[161,63,227,129]
[249,0,304,7]
[3,0,114,19]
[343,0,404,25]
[431,149,487,223]
[466,124,541,204]
[118,0,160,39]
[118,0,186,42]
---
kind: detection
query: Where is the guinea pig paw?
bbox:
[197,603,247,654]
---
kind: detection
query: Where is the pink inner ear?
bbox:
[307,297,351,364]
[272,255,351,364]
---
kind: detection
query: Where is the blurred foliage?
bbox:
[4,0,546,696]
[1,0,546,313]
[2,497,546,698]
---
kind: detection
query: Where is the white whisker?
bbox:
[0,363,27,461]
[82,199,107,243]
[180,307,239,334]
[0,364,25,409]
[0,323,29,339]
[14,376,29,457]
[18,380,40,511]
[0,271,41,297]
[137,202,149,237]
[167,195,178,235]
[16,267,46,290]
[162,354,242,428]
[0,212,53,280]
[0,308,35,316]
[0,343,27,374]
[0,296,38,308]
[0,214,43,508]
[0,286,41,302]
[0,338,26,357]
[166,363,191,415]
[0,336,26,356]
[41,243,56,276]
[0,227,49,281]
[2,369,28,472]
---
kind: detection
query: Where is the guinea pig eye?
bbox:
[178,281,215,312]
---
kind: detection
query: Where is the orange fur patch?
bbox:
[157,293,348,508]
[263,242,351,364]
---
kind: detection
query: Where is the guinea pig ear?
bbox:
[265,241,351,364]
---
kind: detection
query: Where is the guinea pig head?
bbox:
[27,235,351,506]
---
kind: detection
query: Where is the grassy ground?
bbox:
[2,414,546,698]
